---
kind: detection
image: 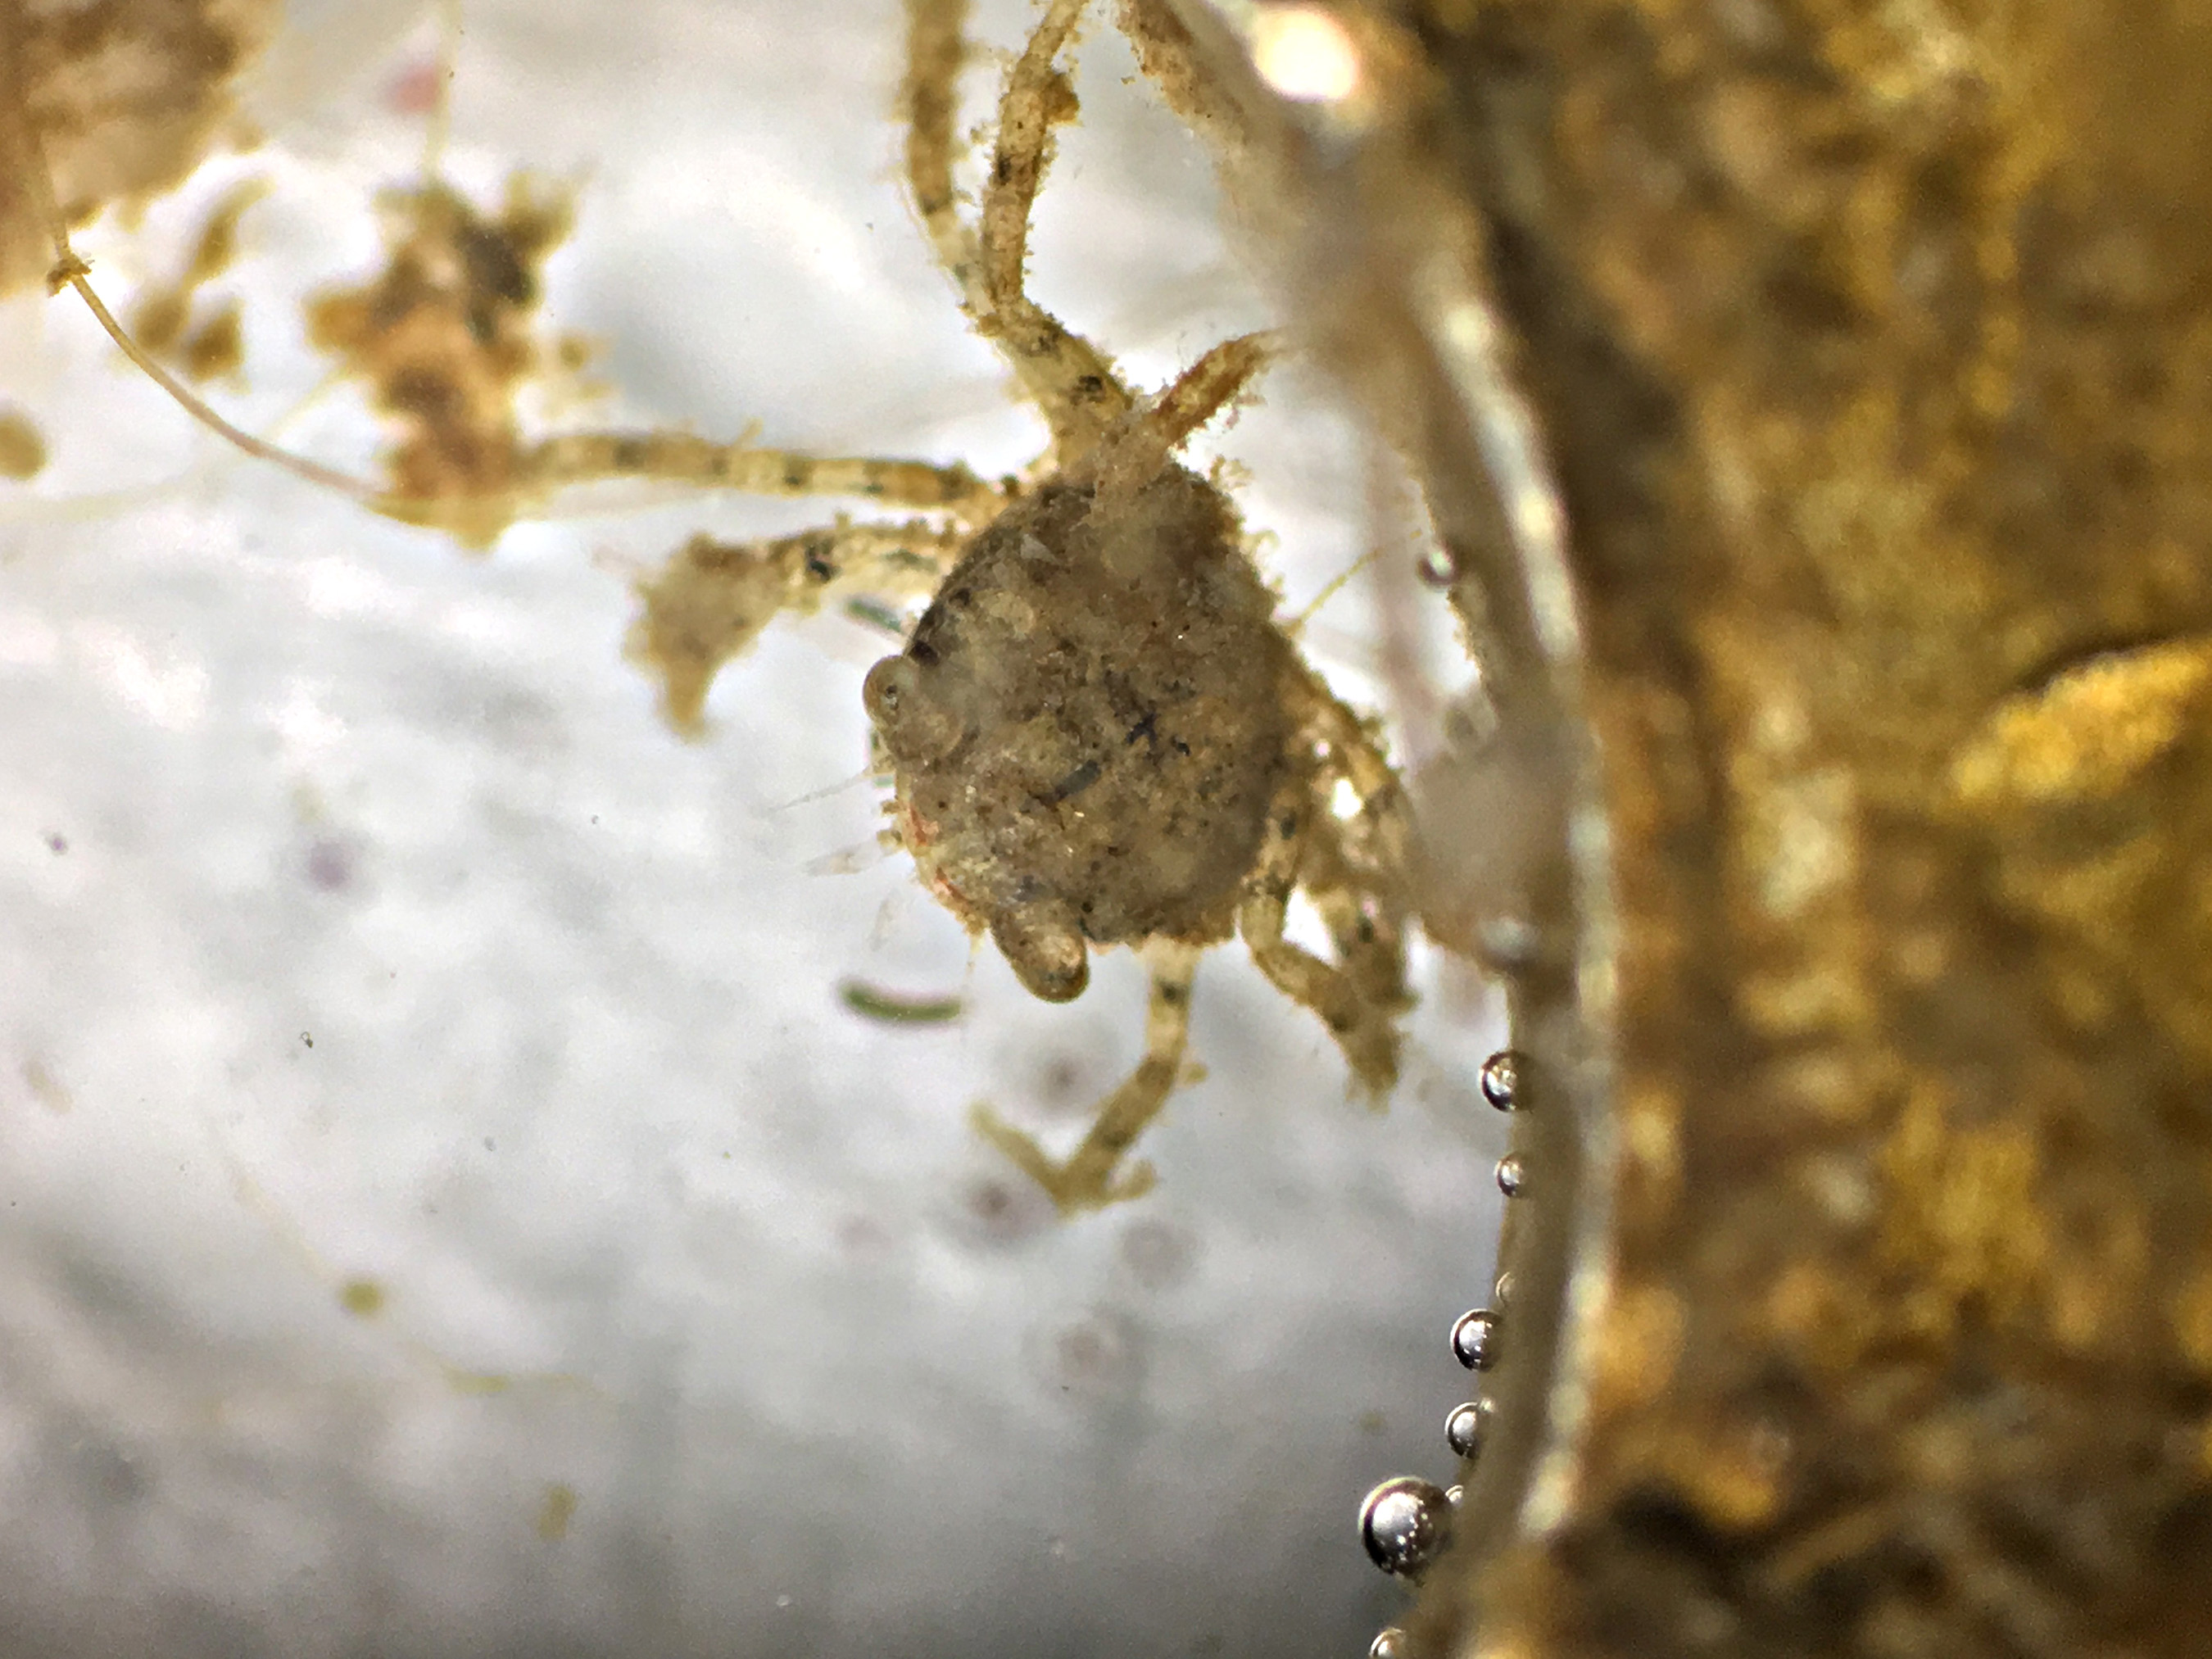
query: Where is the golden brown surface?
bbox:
[0,404,43,477]
[128,174,263,383]
[0,0,272,294]
[302,177,575,549]
[1159,0,2212,1652]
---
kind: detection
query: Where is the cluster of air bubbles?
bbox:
[1358,1050,1530,1656]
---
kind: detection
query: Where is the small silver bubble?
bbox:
[1446,1399,1490,1460]
[1358,1475,1453,1576]
[1479,1049,1521,1110]
[1450,1308,1501,1371]
[1494,1271,1515,1308]
[1446,1483,1464,1507]
[1495,1154,1525,1198]
[1416,546,1457,587]
[1371,1628,1410,1659]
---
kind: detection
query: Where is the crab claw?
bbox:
[990,900,1090,1003]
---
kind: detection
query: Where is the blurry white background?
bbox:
[0,1,1505,1652]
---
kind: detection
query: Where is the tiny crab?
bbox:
[626,0,1416,1212]
[17,0,1418,1214]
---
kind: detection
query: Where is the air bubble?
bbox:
[1495,1154,1525,1198]
[1358,1475,1453,1576]
[1446,1399,1490,1460]
[1479,1049,1521,1110]
[1445,1484,1464,1507]
[1370,1629,1409,1659]
[1450,1308,1500,1371]
[1416,546,1457,587]
[1493,1271,1515,1308]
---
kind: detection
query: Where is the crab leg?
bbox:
[970,940,1203,1213]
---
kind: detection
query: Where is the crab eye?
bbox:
[863,654,962,762]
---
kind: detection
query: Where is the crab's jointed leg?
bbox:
[628,518,973,733]
[1082,328,1278,497]
[969,940,1203,1213]
[1237,764,1407,1099]
[518,431,1007,522]
[903,0,1135,462]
